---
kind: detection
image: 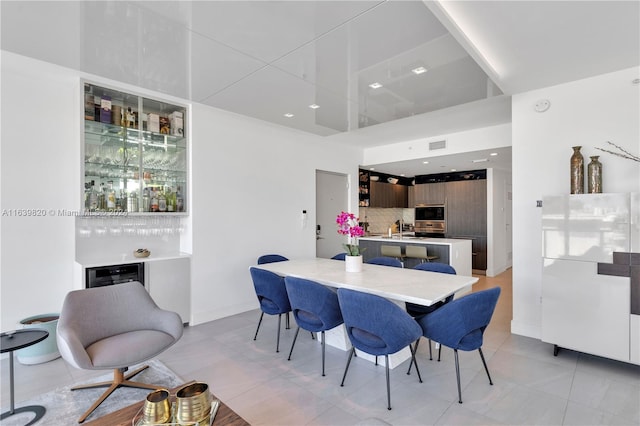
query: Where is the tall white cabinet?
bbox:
[541,193,639,365]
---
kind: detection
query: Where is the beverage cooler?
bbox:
[541,193,639,365]
[85,263,145,288]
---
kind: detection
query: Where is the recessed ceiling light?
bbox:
[490,152,498,156]
[400,174,405,177]
[369,82,383,89]
[472,159,488,163]
[309,104,320,109]
[451,168,457,171]
[411,66,428,75]
[422,161,429,164]
[369,167,375,171]
[283,113,294,118]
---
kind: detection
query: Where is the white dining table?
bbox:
[252,258,479,368]
[253,257,478,306]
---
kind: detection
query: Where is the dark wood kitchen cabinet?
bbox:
[414,182,446,205]
[446,180,486,236]
[370,181,408,208]
[446,179,487,272]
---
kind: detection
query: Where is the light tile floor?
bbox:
[2,269,639,425]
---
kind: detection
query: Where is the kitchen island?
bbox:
[358,236,472,276]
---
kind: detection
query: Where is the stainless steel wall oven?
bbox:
[415,204,446,237]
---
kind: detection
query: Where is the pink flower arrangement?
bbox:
[336,211,366,256]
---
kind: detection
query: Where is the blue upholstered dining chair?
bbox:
[337,288,423,410]
[284,277,344,376]
[257,254,289,264]
[249,267,292,352]
[415,287,501,404]
[366,256,403,268]
[331,253,347,261]
[256,254,291,329]
[406,262,457,361]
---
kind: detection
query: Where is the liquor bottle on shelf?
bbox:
[158,188,167,213]
[97,183,106,211]
[106,181,116,210]
[127,191,138,213]
[150,188,159,212]
[142,188,150,212]
[94,96,101,122]
[176,186,184,212]
[116,190,125,212]
[87,181,98,211]
[166,187,176,212]
[126,107,136,128]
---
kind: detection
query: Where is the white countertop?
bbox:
[359,236,469,245]
[254,257,477,306]
[76,252,191,268]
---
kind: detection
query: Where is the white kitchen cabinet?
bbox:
[146,258,191,324]
[541,193,639,365]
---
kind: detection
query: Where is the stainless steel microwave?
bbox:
[415,204,446,221]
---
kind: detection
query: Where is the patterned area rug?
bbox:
[2,359,183,425]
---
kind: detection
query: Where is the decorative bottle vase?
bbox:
[587,155,602,193]
[345,255,363,272]
[570,146,584,194]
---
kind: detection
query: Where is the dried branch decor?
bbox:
[595,141,640,162]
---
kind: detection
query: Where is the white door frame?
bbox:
[316,170,349,259]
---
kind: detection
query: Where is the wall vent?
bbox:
[429,140,447,150]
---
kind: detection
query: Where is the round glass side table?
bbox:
[1,329,49,425]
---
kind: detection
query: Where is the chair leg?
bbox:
[321,331,326,376]
[285,312,290,329]
[478,348,493,385]
[375,355,378,366]
[276,314,282,352]
[73,367,161,423]
[340,348,355,387]
[385,355,391,410]
[454,349,462,404]
[408,341,423,383]
[406,338,420,375]
[253,312,265,341]
[287,326,301,361]
[428,338,433,360]
[437,341,442,361]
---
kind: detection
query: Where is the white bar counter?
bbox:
[358,236,473,276]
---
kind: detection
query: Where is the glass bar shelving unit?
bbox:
[82,82,188,215]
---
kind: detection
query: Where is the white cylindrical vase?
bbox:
[345,255,363,272]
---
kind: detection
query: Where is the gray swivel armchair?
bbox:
[57,281,183,423]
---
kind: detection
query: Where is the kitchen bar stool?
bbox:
[404,245,438,263]
[380,245,405,266]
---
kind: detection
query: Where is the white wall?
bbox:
[511,66,640,339]
[0,52,363,328]
[189,104,361,324]
[1,53,79,330]
[361,123,511,165]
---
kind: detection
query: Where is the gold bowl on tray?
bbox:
[175,382,212,425]
[142,389,171,424]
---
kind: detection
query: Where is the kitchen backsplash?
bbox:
[358,207,415,234]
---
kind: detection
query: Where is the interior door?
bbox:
[316,170,348,259]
